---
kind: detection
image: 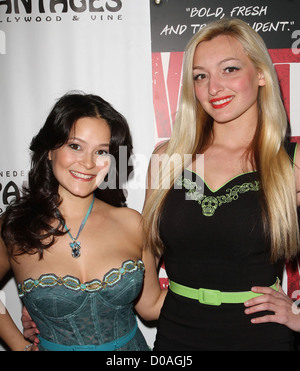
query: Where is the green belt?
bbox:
[169,278,279,306]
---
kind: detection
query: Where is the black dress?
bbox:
[155,143,297,351]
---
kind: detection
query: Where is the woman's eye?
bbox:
[193,73,207,81]
[97,149,109,156]
[68,143,81,150]
[224,66,240,73]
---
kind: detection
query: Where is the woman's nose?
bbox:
[80,152,96,169]
[208,75,224,96]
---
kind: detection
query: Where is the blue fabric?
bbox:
[38,320,138,351]
[18,260,149,351]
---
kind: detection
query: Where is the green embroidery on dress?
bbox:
[176,177,260,217]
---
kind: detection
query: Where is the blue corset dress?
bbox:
[18,260,149,351]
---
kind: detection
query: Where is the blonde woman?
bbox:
[143,18,300,350]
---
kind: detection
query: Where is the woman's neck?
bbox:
[211,119,257,150]
[58,191,95,219]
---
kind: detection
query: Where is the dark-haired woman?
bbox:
[0,92,165,351]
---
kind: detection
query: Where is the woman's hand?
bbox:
[21,306,39,350]
[244,284,300,332]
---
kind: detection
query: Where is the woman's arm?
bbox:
[0,230,33,351]
[0,309,33,351]
[134,143,169,321]
[21,306,40,347]
[134,246,167,321]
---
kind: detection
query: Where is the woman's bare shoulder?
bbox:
[97,200,141,229]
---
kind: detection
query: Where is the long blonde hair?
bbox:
[143,18,299,261]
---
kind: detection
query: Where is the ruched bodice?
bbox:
[18,260,149,351]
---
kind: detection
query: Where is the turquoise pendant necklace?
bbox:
[63,193,95,258]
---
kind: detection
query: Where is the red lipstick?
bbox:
[209,96,234,109]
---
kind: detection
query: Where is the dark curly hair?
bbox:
[1,92,133,258]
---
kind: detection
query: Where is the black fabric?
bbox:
[155,143,297,351]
